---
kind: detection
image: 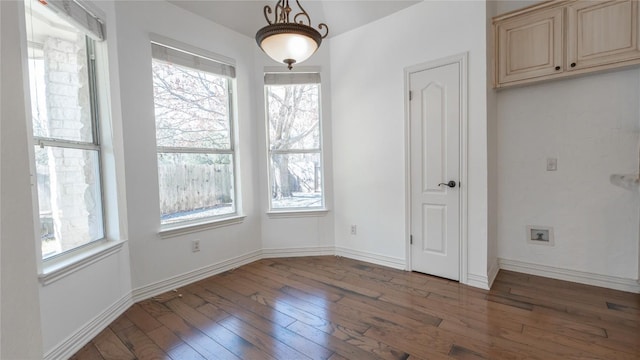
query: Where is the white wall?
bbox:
[1,1,44,358]
[330,1,490,283]
[1,1,3,356]
[495,1,640,282]
[254,45,336,256]
[487,0,499,284]
[497,70,640,280]
[113,1,262,291]
[3,0,264,354]
[27,0,134,354]
[8,0,638,356]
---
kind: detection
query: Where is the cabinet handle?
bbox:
[570,62,576,68]
[555,66,561,71]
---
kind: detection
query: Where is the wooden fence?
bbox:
[158,163,232,215]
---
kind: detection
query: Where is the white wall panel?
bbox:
[331,0,489,282]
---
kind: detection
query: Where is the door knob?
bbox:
[438,181,457,188]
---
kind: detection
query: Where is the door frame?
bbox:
[404,52,469,284]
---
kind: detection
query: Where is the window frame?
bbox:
[26,14,109,262]
[264,73,327,214]
[151,40,241,232]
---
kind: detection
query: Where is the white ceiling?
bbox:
[168,0,422,39]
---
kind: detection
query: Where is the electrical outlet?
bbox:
[350,225,357,235]
[546,157,557,171]
[191,239,200,252]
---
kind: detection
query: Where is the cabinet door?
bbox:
[567,0,640,70]
[495,7,563,86]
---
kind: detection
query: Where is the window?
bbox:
[24,0,107,259]
[151,43,238,227]
[265,72,325,211]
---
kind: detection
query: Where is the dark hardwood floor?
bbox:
[71,256,640,359]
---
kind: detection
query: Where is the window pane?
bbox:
[35,146,104,259]
[267,84,320,151]
[25,1,94,143]
[152,60,231,149]
[270,152,323,209]
[158,153,235,224]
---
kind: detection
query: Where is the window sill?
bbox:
[267,209,329,219]
[159,215,246,239]
[39,240,126,286]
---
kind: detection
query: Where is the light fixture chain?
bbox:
[278,0,288,23]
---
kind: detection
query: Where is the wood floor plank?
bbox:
[146,325,206,360]
[500,285,640,326]
[270,260,383,298]
[218,315,315,360]
[327,353,349,360]
[109,314,136,333]
[156,312,240,360]
[164,297,274,360]
[138,299,174,318]
[519,325,635,359]
[186,284,333,360]
[92,327,136,360]
[285,320,388,360]
[166,343,207,360]
[146,325,187,352]
[329,321,413,360]
[216,274,329,328]
[125,304,164,333]
[72,256,640,360]
[195,281,297,328]
[111,323,170,360]
[70,342,103,360]
[231,270,371,334]
[277,285,365,330]
[241,263,344,303]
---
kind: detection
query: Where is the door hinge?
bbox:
[409,91,413,101]
[410,235,413,245]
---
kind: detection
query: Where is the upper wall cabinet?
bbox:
[496,6,564,85]
[567,1,640,70]
[493,0,640,88]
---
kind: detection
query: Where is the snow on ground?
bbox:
[161,192,323,224]
[272,192,322,209]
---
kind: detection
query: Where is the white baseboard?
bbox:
[132,249,262,302]
[488,261,500,288]
[498,258,640,294]
[335,246,405,270]
[465,273,490,290]
[262,246,335,258]
[44,293,132,360]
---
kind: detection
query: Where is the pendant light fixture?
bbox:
[256,0,329,70]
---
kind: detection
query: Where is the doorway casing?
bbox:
[404,52,469,285]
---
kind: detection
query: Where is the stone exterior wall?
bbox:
[42,35,101,254]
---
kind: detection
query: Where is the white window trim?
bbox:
[152,39,241,230]
[158,215,246,239]
[266,209,329,218]
[34,39,107,259]
[43,0,105,41]
[39,239,125,285]
[149,33,236,68]
[264,72,326,213]
[24,5,114,264]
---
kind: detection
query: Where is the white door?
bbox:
[409,60,461,281]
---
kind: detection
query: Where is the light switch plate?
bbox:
[546,158,557,171]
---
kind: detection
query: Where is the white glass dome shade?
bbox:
[256,23,322,69]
